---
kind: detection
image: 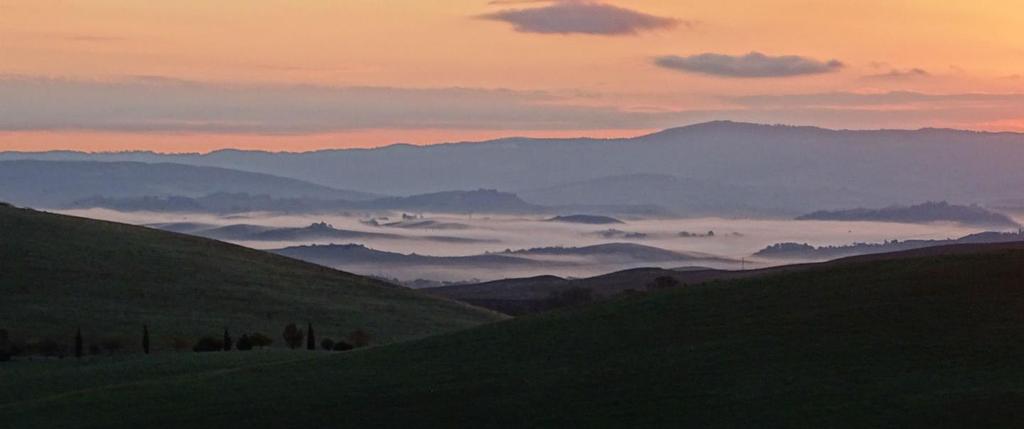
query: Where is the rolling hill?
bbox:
[0,203,503,349]
[0,160,376,208]
[796,201,1021,228]
[4,242,1024,426]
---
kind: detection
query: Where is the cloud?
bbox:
[479,1,680,35]
[654,52,844,78]
[864,68,930,79]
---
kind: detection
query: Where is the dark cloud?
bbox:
[479,1,679,35]
[654,52,844,78]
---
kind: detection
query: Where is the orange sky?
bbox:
[2,0,1024,152]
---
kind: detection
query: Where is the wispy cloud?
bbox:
[864,68,930,80]
[655,52,843,78]
[479,1,680,35]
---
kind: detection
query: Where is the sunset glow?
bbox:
[3,0,1024,152]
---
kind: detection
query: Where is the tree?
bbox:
[283,324,304,349]
[223,328,233,351]
[236,334,253,351]
[75,328,84,359]
[0,329,10,362]
[306,323,316,351]
[348,329,371,348]
[321,338,335,351]
[646,276,680,291]
[142,325,150,355]
[249,332,273,349]
[332,340,354,352]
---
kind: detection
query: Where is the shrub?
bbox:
[348,329,371,348]
[99,337,123,355]
[332,340,354,352]
[169,336,192,352]
[249,332,273,348]
[193,336,224,353]
[283,324,304,349]
[236,334,254,351]
[321,338,335,351]
[34,339,66,358]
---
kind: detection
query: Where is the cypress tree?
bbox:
[75,328,84,359]
[142,325,150,355]
[306,322,315,350]
[223,328,233,351]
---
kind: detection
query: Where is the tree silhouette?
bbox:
[306,323,316,351]
[223,328,233,351]
[283,324,304,349]
[0,329,10,361]
[236,334,253,351]
[75,328,84,359]
[142,325,150,355]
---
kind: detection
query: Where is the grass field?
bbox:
[3,241,1024,427]
[0,204,503,351]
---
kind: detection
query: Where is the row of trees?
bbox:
[0,323,373,360]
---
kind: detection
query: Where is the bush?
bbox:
[193,336,224,353]
[33,339,66,358]
[283,324,304,350]
[249,332,273,348]
[348,329,371,348]
[332,340,354,352]
[169,336,192,352]
[236,334,254,351]
[321,338,335,351]
[99,338,124,355]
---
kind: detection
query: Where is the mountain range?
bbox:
[6,121,1024,215]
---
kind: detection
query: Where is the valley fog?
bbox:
[58,208,991,283]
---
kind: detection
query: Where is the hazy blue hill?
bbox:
[0,160,376,208]
[7,242,1024,426]
[797,201,1020,228]
[273,243,540,267]
[546,214,623,224]
[0,204,503,348]
[70,189,543,215]
[8,122,1024,214]
[755,229,1024,260]
[507,242,723,263]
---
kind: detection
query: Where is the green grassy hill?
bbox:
[4,241,1024,427]
[0,204,503,350]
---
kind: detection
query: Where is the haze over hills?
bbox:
[0,203,502,347]
[796,201,1021,228]
[8,242,1024,426]
[7,122,1024,215]
[0,160,376,208]
[755,230,1024,261]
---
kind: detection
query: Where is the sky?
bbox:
[2,0,1024,152]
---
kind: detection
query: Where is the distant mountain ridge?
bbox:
[755,230,1024,260]
[797,201,1021,228]
[6,121,1024,215]
[0,160,375,208]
